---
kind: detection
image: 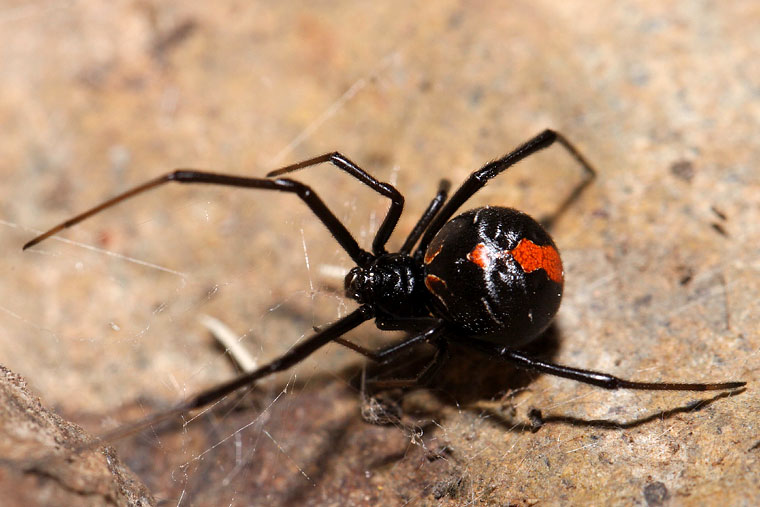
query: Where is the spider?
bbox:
[23,129,745,436]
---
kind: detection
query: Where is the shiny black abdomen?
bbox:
[423,206,563,345]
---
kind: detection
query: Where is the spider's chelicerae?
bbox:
[24,129,745,436]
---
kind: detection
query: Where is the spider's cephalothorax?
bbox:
[344,253,429,320]
[423,206,563,345]
[23,130,745,439]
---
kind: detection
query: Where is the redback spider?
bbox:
[23,129,745,437]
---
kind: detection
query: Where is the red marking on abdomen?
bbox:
[425,274,447,293]
[424,242,443,264]
[509,238,563,283]
[467,243,491,269]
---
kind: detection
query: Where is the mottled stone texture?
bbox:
[0,366,153,506]
[1,1,757,505]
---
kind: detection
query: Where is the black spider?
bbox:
[23,129,745,435]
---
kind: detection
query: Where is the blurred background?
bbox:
[1,1,758,504]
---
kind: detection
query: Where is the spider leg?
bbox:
[399,179,450,255]
[366,339,449,390]
[465,338,746,391]
[267,152,404,255]
[93,306,373,445]
[333,322,445,363]
[416,129,597,255]
[23,170,374,267]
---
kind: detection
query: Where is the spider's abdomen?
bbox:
[423,206,563,345]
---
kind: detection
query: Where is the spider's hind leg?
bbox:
[359,339,450,426]
[463,337,746,392]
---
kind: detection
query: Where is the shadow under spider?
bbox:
[86,321,743,503]
[321,323,746,436]
[480,388,746,434]
[347,322,563,411]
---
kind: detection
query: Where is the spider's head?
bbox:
[344,266,372,305]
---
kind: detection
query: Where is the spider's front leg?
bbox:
[267,152,404,255]
[22,169,375,266]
